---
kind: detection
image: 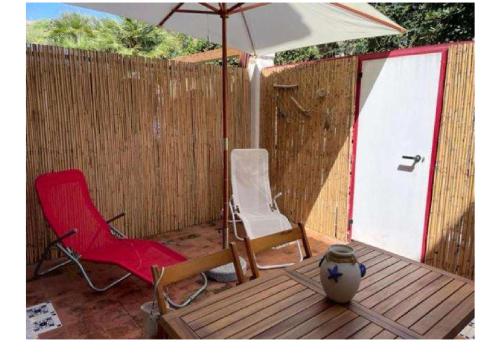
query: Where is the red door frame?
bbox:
[347,43,449,262]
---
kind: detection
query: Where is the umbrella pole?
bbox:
[221,6,229,249]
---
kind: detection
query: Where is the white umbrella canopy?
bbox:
[74,2,403,249]
[77,2,405,55]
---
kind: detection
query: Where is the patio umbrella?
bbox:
[76,2,405,248]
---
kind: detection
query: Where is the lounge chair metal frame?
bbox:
[154,271,208,310]
[33,212,207,307]
[33,213,132,292]
[166,273,208,309]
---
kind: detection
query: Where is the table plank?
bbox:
[395,279,465,327]
[182,273,289,323]
[371,271,441,314]
[189,279,297,330]
[360,267,431,308]
[253,298,334,339]
[357,250,388,264]
[325,316,371,339]
[349,323,384,339]
[164,270,283,321]
[205,288,316,338]
[374,330,398,339]
[358,260,410,291]
[301,310,358,339]
[229,293,325,339]
[160,241,474,339]
[423,294,474,339]
[195,283,308,337]
[354,263,420,302]
[278,304,348,339]
[410,283,474,335]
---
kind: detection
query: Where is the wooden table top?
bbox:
[160,240,474,339]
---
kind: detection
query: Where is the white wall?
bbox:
[246,54,275,148]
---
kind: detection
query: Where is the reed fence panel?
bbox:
[425,42,475,278]
[26,45,250,264]
[260,57,358,241]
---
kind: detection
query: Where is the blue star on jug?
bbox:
[327,265,343,282]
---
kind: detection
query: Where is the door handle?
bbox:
[402,155,422,163]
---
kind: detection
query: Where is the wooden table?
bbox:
[160,241,474,339]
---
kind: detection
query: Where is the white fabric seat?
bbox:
[237,211,291,239]
[230,149,302,268]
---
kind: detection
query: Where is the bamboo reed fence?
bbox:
[425,43,475,279]
[26,45,250,264]
[260,43,474,278]
[260,57,357,241]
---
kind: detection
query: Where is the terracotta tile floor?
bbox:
[26,222,338,339]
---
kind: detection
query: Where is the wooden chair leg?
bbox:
[243,236,260,279]
[298,223,312,259]
[229,241,246,283]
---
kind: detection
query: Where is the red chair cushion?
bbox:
[82,239,186,283]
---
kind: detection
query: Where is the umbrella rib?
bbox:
[199,3,221,13]
[158,3,184,26]
[330,3,406,33]
[229,3,270,15]
[176,9,220,15]
[227,3,244,14]
[241,12,257,56]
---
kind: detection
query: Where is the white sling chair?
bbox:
[230,148,303,269]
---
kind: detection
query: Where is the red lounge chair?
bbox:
[33,169,207,307]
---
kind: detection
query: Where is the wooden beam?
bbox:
[241,12,256,55]
[221,2,229,249]
[173,47,244,64]
[227,3,244,14]
[229,3,270,15]
[199,3,220,13]
[330,3,406,33]
[158,3,184,26]
[176,9,220,15]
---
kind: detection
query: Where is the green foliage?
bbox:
[26,19,52,44]
[275,3,474,65]
[48,13,96,49]
[111,18,163,56]
[26,12,219,60]
[274,47,321,66]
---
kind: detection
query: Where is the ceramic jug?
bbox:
[319,244,366,303]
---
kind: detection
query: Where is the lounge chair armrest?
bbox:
[58,228,78,242]
[106,212,127,239]
[106,212,125,224]
[272,192,283,211]
[47,228,78,249]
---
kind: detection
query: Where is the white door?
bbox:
[350,50,446,261]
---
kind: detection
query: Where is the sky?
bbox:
[26,3,117,21]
